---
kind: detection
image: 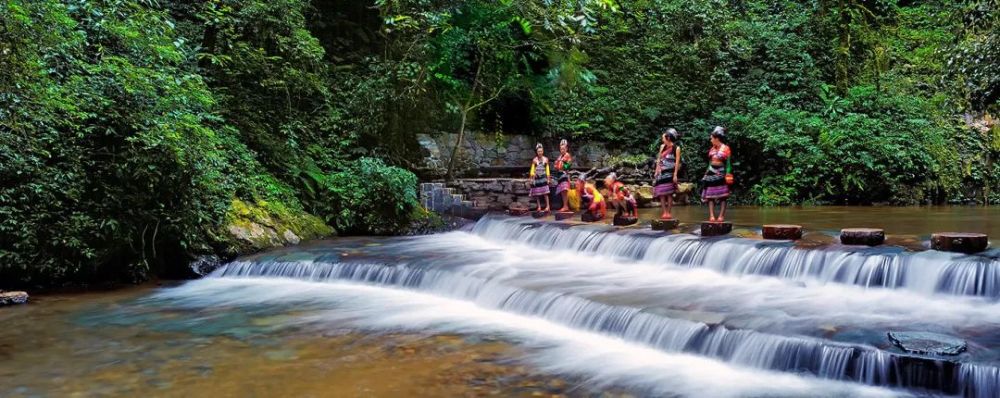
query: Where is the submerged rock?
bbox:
[0,291,29,306]
[887,331,967,356]
[189,255,222,277]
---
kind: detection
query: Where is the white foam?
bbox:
[156,278,907,398]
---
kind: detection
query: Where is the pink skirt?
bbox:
[555,181,570,194]
[701,185,730,200]
[530,185,551,197]
[654,182,677,197]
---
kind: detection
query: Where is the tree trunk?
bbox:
[445,110,469,182]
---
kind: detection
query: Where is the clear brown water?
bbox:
[2,206,999,398]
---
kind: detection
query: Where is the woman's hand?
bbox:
[673,175,678,184]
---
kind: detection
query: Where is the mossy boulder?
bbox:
[215,199,333,258]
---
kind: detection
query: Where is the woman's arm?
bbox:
[673,146,681,183]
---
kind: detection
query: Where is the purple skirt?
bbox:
[555,181,570,194]
[530,185,551,197]
[702,184,730,200]
[654,182,677,197]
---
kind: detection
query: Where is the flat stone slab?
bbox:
[931,232,989,254]
[531,210,550,219]
[508,209,529,217]
[763,224,802,240]
[554,211,575,221]
[581,212,605,223]
[701,222,732,237]
[612,215,638,226]
[651,218,680,231]
[0,291,29,306]
[840,228,885,246]
[887,331,967,356]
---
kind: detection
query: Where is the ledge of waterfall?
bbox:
[887,331,968,356]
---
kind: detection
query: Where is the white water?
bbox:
[155,278,905,398]
[162,216,1000,396]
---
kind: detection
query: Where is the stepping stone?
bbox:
[840,228,885,246]
[613,215,638,226]
[651,219,680,231]
[581,212,604,223]
[701,222,732,237]
[763,224,803,240]
[554,211,575,221]
[531,210,550,219]
[887,331,967,356]
[0,291,29,306]
[508,203,530,217]
[930,232,989,254]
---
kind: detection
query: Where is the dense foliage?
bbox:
[1,0,998,287]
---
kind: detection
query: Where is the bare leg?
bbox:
[544,195,550,212]
[559,191,569,212]
[536,197,542,211]
[659,195,668,219]
[666,195,674,219]
[718,199,727,222]
[708,199,716,222]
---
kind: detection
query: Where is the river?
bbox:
[2,206,998,397]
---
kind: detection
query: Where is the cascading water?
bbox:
[159,215,1000,397]
[471,215,1000,298]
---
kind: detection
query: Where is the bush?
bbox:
[320,157,420,235]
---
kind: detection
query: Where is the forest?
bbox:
[1,0,998,287]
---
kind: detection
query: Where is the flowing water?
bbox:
[3,207,999,397]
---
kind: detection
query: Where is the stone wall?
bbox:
[416,132,610,178]
[445,178,697,211]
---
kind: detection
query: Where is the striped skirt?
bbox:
[530,176,550,197]
[554,171,570,194]
[653,173,676,197]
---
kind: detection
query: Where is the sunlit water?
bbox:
[3,207,999,397]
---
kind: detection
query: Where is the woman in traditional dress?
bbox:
[701,126,732,222]
[575,173,606,221]
[554,139,573,212]
[654,128,682,220]
[604,173,626,217]
[528,143,551,212]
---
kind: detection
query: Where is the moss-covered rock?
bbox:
[215,199,333,258]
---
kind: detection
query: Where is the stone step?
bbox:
[461,200,474,207]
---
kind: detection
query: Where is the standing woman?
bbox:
[529,143,552,212]
[554,139,573,212]
[701,126,732,222]
[654,128,681,220]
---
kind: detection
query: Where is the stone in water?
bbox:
[531,210,550,219]
[763,224,803,240]
[0,291,29,306]
[930,232,989,254]
[651,218,679,231]
[840,228,885,246]
[554,211,575,221]
[613,215,638,227]
[580,212,604,223]
[701,222,732,237]
[887,331,967,356]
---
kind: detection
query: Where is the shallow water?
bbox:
[3,206,999,397]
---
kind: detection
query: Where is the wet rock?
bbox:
[531,210,550,219]
[508,203,530,217]
[888,331,967,355]
[700,222,732,237]
[554,211,575,221]
[580,212,604,223]
[0,291,29,306]
[612,214,638,226]
[840,228,885,246]
[930,232,989,254]
[763,224,803,240]
[189,255,222,277]
[650,218,679,231]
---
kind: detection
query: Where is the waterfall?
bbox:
[470,215,1000,298]
[212,260,994,395]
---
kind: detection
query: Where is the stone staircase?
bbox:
[420,182,492,220]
